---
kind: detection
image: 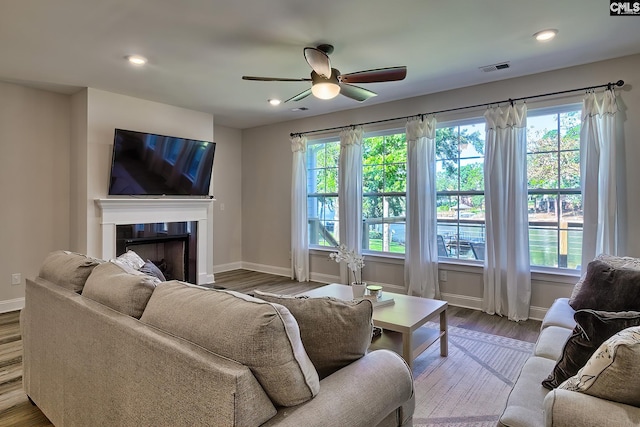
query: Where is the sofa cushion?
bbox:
[38,250,103,293]
[82,261,159,319]
[559,326,640,407]
[542,309,640,389]
[534,326,573,361]
[140,281,320,407]
[569,260,640,311]
[541,298,576,331]
[499,356,556,427]
[254,290,374,379]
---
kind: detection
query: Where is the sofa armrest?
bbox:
[262,349,414,427]
[544,389,640,427]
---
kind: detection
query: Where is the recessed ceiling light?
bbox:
[533,29,558,42]
[268,99,281,106]
[126,55,147,65]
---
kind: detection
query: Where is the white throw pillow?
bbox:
[558,326,640,406]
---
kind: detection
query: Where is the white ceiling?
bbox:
[1,0,639,129]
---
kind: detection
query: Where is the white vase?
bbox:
[351,282,366,298]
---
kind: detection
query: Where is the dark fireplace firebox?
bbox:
[116,222,197,283]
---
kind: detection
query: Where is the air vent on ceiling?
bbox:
[479,62,511,73]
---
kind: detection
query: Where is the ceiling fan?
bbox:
[242,44,407,103]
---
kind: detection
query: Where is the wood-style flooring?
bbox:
[0,270,541,426]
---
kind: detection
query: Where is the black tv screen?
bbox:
[108,129,215,196]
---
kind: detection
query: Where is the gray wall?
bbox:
[0,82,71,311]
[241,54,640,317]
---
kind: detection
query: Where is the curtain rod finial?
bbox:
[616,80,624,87]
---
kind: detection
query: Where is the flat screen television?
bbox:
[108,128,215,197]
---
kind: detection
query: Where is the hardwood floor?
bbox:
[0,270,541,426]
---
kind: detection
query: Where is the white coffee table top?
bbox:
[301,283,447,333]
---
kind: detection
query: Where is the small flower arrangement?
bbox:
[329,244,365,285]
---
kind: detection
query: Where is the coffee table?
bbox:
[300,284,448,369]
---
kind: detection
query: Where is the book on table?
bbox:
[363,294,395,308]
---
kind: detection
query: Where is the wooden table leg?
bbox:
[403,331,413,370]
[440,309,448,357]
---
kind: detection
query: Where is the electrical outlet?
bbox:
[11,273,21,286]
[220,203,225,211]
[438,270,448,282]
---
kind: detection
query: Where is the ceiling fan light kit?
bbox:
[310,69,340,99]
[242,44,407,103]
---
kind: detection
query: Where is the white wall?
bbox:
[0,82,71,311]
[241,54,640,317]
[211,124,243,271]
[75,88,215,258]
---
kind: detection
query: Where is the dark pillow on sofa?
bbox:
[140,260,166,281]
[542,309,640,389]
[569,260,640,311]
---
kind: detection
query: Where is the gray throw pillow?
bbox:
[542,309,640,389]
[569,260,640,311]
[254,290,374,379]
[83,260,159,319]
[139,260,166,281]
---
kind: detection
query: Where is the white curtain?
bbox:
[338,127,363,284]
[483,103,531,321]
[290,135,309,282]
[580,89,619,267]
[405,116,439,298]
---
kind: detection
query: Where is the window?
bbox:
[307,141,340,247]
[362,132,407,254]
[527,107,582,269]
[435,122,486,260]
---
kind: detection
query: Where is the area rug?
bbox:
[411,324,534,427]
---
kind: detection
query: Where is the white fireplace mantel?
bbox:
[95,198,214,284]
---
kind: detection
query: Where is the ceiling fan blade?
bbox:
[242,76,311,82]
[339,66,407,84]
[303,47,331,78]
[339,83,377,102]
[285,88,312,103]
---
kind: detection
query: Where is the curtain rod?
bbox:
[290,79,625,138]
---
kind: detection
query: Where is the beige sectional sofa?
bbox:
[21,251,415,427]
[499,255,640,427]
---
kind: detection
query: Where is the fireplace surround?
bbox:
[95,198,214,284]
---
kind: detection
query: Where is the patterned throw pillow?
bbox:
[139,260,166,281]
[559,326,640,406]
[254,290,374,379]
[114,250,146,270]
[542,310,640,389]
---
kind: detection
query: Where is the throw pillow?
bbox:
[38,250,103,293]
[559,326,640,406]
[82,260,160,319]
[115,250,146,270]
[569,254,640,305]
[254,290,374,379]
[542,309,640,389]
[569,260,640,311]
[139,260,166,281]
[140,282,319,407]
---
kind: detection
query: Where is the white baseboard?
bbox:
[242,262,291,278]
[309,272,339,284]
[438,292,547,321]
[440,292,483,311]
[213,261,243,274]
[0,297,24,314]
